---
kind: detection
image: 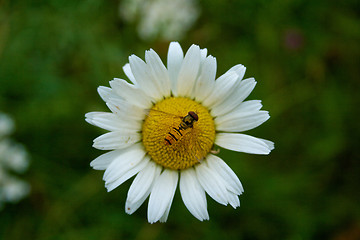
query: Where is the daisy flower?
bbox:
[85,42,274,223]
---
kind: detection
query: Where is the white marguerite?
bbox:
[86,42,274,223]
[119,0,199,41]
[0,113,30,209]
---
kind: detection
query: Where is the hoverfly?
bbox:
[144,109,219,161]
[164,111,198,145]
[145,109,199,146]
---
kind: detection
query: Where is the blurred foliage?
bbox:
[0,0,359,239]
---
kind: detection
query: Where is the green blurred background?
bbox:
[1,0,359,239]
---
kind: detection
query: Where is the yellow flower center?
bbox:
[142,97,216,170]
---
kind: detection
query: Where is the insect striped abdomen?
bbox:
[165,127,183,145]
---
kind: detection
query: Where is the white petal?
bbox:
[211,78,257,117]
[123,63,137,84]
[106,98,146,121]
[145,49,171,98]
[92,131,141,150]
[159,199,172,223]
[239,100,263,111]
[201,64,246,108]
[129,55,162,100]
[148,169,178,224]
[97,86,120,103]
[214,100,263,124]
[86,112,124,131]
[109,78,152,109]
[125,190,149,215]
[85,111,141,131]
[200,48,208,60]
[180,168,209,221]
[126,161,162,213]
[167,42,184,94]
[90,150,121,170]
[195,163,228,205]
[227,192,240,209]
[194,56,217,102]
[215,110,270,132]
[229,64,246,81]
[105,156,149,192]
[103,143,146,184]
[216,133,273,155]
[258,138,275,151]
[202,71,239,108]
[206,154,243,195]
[176,44,201,97]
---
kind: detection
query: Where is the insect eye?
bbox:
[188,111,199,121]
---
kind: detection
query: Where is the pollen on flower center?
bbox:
[142,97,216,170]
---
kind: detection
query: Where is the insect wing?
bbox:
[144,109,183,124]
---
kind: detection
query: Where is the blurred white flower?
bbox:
[0,113,30,209]
[0,114,14,136]
[119,0,199,40]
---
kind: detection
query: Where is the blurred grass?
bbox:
[0,0,359,239]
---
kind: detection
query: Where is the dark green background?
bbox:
[1,0,359,239]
